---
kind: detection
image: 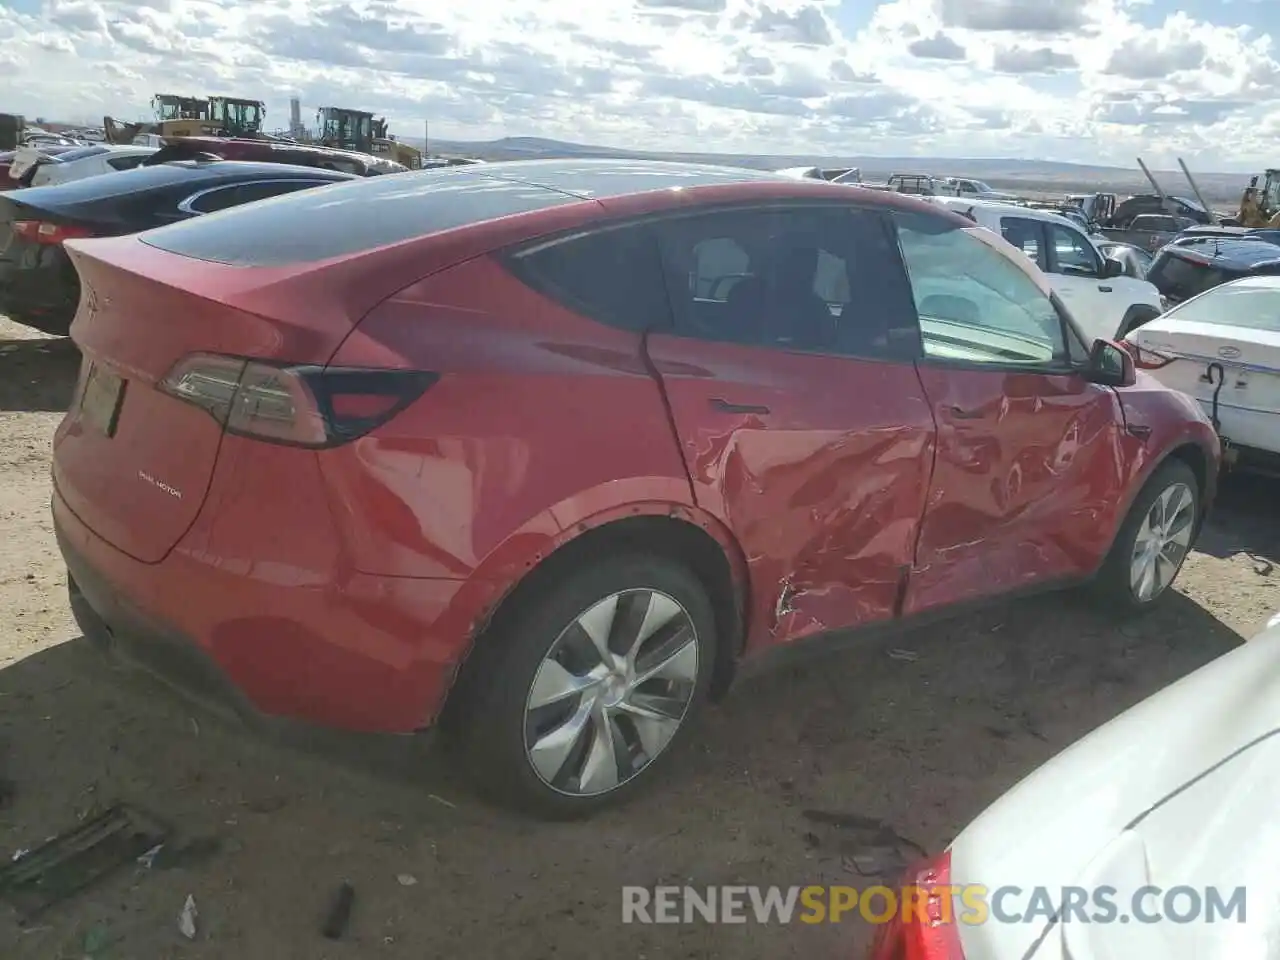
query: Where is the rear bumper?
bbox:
[53,483,483,734]
[63,526,264,729]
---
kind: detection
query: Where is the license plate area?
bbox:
[79,363,126,438]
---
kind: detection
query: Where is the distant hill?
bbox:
[407,135,1249,208]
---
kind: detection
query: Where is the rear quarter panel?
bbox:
[320,253,704,585]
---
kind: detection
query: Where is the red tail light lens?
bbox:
[867,850,965,960]
[13,220,95,245]
[1119,339,1174,370]
[159,353,437,448]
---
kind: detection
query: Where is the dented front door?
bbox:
[642,203,935,650]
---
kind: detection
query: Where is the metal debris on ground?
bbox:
[178,894,198,939]
[798,803,931,870]
[136,843,164,869]
[845,851,893,877]
[151,835,223,871]
[0,804,167,922]
[887,648,920,662]
[321,881,355,940]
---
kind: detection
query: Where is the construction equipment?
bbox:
[1234,170,1280,228]
[316,106,423,168]
[208,96,265,137]
[154,93,210,123]
[103,93,266,144]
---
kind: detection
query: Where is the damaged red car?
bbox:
[52,159,1219,818]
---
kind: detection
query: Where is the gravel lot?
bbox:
[0,315,1276,959]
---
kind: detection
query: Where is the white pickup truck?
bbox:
[929,196,1166,341]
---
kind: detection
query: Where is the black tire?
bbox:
[445,552,717,819]
[1092,459,1200,615]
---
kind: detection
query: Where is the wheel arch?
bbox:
[440,500,753,727]
[1099,438,1216,569]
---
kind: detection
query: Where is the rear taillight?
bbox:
[1119,339,1174,369]
[867,851,965,960]
[159,353,437,448]
[13,220,95,245]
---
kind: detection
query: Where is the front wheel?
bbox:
[446,553,717,819]
[1092,460,1200,614]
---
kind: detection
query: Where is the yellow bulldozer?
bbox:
[1235,169,1280,227]
[103,93,267,144]
[316,106,423,168]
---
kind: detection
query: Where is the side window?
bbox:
[107,155,149,171]
[1050,224,1100,276]
[999,217,1046,270]
[892,209,1068,368]
[651,205,918,359]
[508,224,671,333]
[183,180,332,215]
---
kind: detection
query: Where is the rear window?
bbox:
[1149,252,1243,302]
[1167,281,1280,332]
[139,170,581,266]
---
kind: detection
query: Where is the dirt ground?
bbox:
[0,316,1276,960]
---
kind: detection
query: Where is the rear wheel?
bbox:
[1092,460,1199,614]
[447,553,716,819]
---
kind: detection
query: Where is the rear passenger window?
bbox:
[651,205,918,359]
[509,225,671,333]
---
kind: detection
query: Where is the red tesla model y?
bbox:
[52,159,1219,817]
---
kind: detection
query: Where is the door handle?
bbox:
[1098,284,1113,292]
[945,405,984,419]
[709,398,771,415]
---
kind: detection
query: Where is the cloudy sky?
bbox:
[1,0,1277,169]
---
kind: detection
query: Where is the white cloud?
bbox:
[0,0,1276,169]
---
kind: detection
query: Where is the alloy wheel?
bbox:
[1129,481,1195,602]
[523,589,700,797]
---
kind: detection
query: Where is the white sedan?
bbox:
[24,144,157,188]
[1123,275,1280,472]
[869,619,1274,960]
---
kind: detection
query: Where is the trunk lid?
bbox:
[1131,317,1280,417]
[52,236,365,563]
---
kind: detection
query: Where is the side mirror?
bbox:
[1085,339,1137,387]
[1101,257,1125,279]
